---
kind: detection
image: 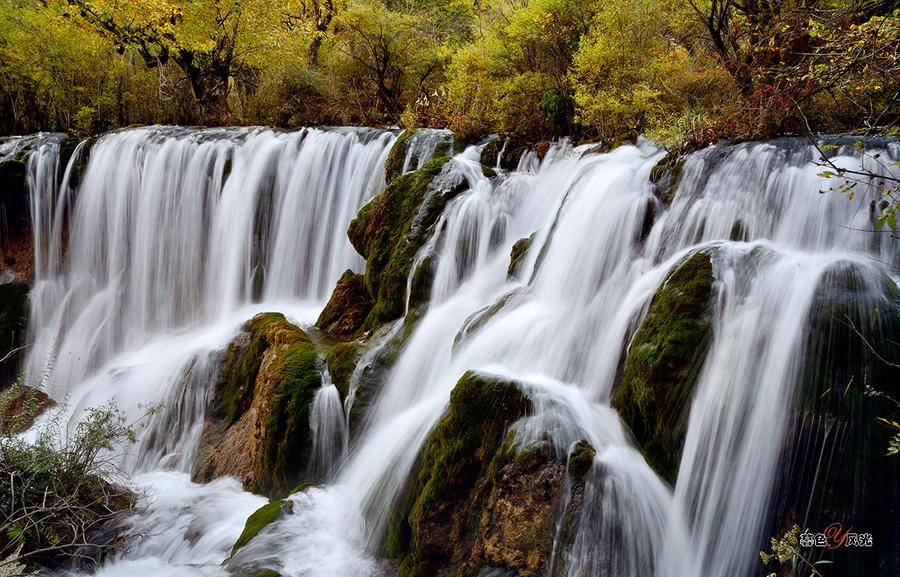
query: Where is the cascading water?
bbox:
[11,128,899,577]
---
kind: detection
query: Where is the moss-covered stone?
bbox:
[385,130,415,183]
[315,269,374,339]
[612,250,715,483]
[649,153,686,205]
[507,234,535,280]
[392,371,532,576]
[567,440,596,479]
[0,280,28,388]
[255,327,321,497]
[325,342,359,402]
[348,157,460,330]
[212,312,309,426]
[195,312,322,498]
[230,500,294,556]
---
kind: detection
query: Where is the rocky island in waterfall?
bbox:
[0,2,898,577]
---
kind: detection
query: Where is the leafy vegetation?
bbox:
[0,0,895,149]
[0,402,138,572]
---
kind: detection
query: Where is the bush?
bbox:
[0,403,138,571]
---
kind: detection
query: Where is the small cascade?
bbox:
[400,128,453,173]
[309,370,349,482]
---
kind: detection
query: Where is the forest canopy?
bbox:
[0,0,897,146]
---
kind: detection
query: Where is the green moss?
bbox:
[253,570,281,577]
[348,157,454,330]
[214,312,311,426]
[396,371,531,572]
[316,269,374,339]
[255,334,321,497]
[567,440,596,479]
[407,255,434,310]
[326,342,359,402]
[649,153,686,205]
[231,500,293,556]
[385,130,415,183]
[612,250,715,483]
[507,233,535,279]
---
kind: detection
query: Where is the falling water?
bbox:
[309,372,350,481]
[12,131,899,577]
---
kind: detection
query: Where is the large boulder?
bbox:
[348,157,466,330]
[769,263,900,577]
[611,250,715,483]
[388,371,593,577]
[193,313,322,497]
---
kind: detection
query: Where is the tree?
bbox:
[60,0,303,124]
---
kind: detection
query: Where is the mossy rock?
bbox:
[205,312,323,497]
[767,263,900,577]
[316,269,374,339]
[649,153,686,205]
[385,130,415,183]
[0,280,29,388]
[348,157,462,330]
[395,371,532,575]
[507,233,535,280]
[212,312,311,426]
[325,342,360,402]
[231,500,294,556]
[567,440,596,479]
[612,250,715,483]
[255,325,322,497]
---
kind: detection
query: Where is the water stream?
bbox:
[13,129,898,576]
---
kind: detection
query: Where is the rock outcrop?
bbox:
[612,250,715,482]
[388,371,594,577]
[348,157,466,329]
[193,313,322,497]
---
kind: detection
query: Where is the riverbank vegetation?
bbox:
[0,0,896,147]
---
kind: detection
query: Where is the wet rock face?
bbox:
[770,264,900,577]
[315,269,374,339]
[472,447,567,577]
[0,156,31,280]
[387,371,593,577]
[612,250,715,483]
[193,312,321,498]
[507,234,534,280]
[348,157,464,330]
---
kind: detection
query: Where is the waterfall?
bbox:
[12,131,899,577]
[24,126,395,398]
